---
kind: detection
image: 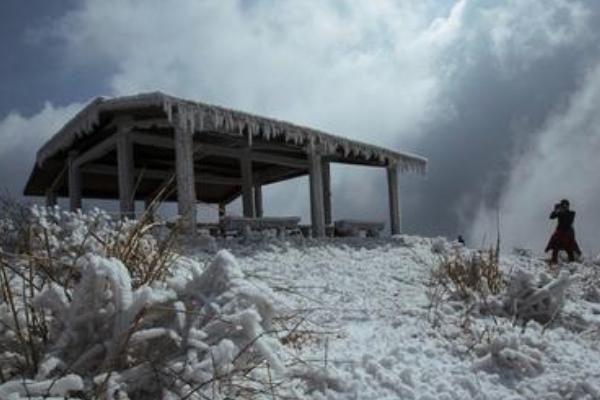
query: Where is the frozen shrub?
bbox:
[2,247,286,399]
[430,249,503,301]
[24,205,178,288]
[0,193,31,252]
[487,269,573,325]
[431,237,447,254]
[0,206,294,399]
[472,329,545,377]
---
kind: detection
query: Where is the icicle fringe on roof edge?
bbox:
[36,92,427,174]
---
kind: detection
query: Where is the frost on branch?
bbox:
[0,374,84,399]
[485,269,573,325]
[1,205,285,400]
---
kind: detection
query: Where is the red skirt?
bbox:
[545,228,581,254]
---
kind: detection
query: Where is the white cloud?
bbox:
[52,0,462,146]
[482,0,590,74]
[0,102,82,195]
[0,103,80,159]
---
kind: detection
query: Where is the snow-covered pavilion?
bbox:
[24,92,427,236]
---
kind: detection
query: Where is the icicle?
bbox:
[251,120,259,137]
[225,113,233,132]
[163,97,173,123]
[185,104,195,133]
[198,108,205,131]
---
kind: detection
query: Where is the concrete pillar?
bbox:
[241,153,255,218]
[387,164,401,235]
[68,151,81,211]
[254,184,263,218]
[308,143,325,237]
[174,114,197,234]
[117,130,135,218]
[322,160,332,226]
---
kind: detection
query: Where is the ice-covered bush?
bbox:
[0,206,291,399]
[0,193,31,252]
[1,246,286,399]
[26,205,177,288]
[430,237,447,254]
[472,327,545,377]
[484,269,573,325]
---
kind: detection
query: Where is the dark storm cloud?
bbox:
[403,36,600,237]
[397,0,600,245]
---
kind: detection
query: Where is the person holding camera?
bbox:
[544,199,581,263]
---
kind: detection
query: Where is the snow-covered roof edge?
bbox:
[36,92,427,174]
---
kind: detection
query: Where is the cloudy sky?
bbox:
[1,0,599,253]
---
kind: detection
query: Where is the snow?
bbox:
[2,209,600,399]
[184,236,600,399]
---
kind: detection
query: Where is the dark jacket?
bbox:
[546,208,581,254]
[550,209,575,232]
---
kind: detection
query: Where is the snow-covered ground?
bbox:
[187,235,600,400]
[1,208,600,399]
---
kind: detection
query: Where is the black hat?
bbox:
[560,199,570,206]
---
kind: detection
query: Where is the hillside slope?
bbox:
[191,235,600,399]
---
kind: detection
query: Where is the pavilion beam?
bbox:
[205,143,307,169]
[130,132,308,169]
[257,168,308,186]
[322,160,332,226]
[241,151,255,218]
[117,130,135,218]
[308,142,325,237]
[72,134,117,168]
[81,164,242,186]
[174,115,197,235]
[68,151,82,211]
[387,163,401,235]
[254,184,263,218]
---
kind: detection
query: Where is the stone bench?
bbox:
[220,216,301,237]
[298,225,335,238]
[334,219,385,237]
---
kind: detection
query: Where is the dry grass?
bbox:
[426,247,505,352]
[430,248,504,301]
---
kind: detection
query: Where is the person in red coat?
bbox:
[545,199,582,263]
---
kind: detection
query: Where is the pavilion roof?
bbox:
[36,92,427,172]
[25,92,427,202]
